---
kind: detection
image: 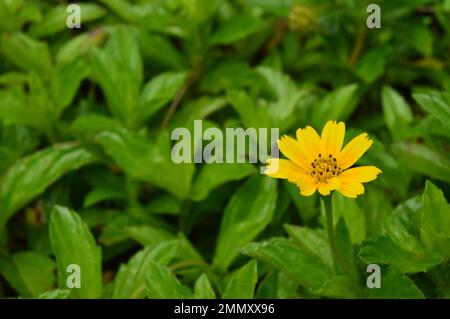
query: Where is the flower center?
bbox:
[309,153,341,182]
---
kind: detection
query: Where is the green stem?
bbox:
[322,196,347,274]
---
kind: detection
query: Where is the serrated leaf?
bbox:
[420,181,450,260]
[365,266,425,299]
[358,235,442,274]
[242,238,333,290]
[285,225,333,270]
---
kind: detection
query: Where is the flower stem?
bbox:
[322,196,347,274]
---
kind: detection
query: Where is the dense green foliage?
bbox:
[0,0,449,299]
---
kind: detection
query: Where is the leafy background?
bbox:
[0,0,449,299]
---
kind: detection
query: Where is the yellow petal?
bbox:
[317,177,341,196]
[320,120,345,158]
[264,158,305,183]
[277,135,310,170]
[336,175,365,198]
[296,126,321,161]
[338,133,373,169]
[297,176,318,196]
[339,166,382,183]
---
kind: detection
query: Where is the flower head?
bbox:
[265,121,381,198]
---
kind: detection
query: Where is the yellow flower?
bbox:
[265,120,381,198]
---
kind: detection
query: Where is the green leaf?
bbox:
[37,289,71,299]
[1,32,52,75]
[213,175,277,271]
[171,97,227,128]
[0,251,55,297]
[362,136,412,197]
[256,271,298,298]
[145,262,192,299]
[420,181,450,260]
[311,84,359,128]
[209,15,266,45]
[0,83,48,130]
[334,218,358,280]
[123,226,176,246]
[358,235,441,274]
[200,62,260,94]
[83,187,125,208]
[56,31,105,64]
[284,182,318,224]
[49,205,102,298]
[365,266,425,299]
[71,114,122,134]
[135,71,187,126]
[29,4,106,37]
[0,144,97,231]
[112,242,178,298]
[227,90,270,128]
[381,86,413,140]
[194,274,216,299]
[383,196,424,255]
[90,26,143,127]
[413,91,450,126]
[332,192,366,244]
[51,59,90,115]
[136,30,187,69]
[256,67,305,131]
[359,194,445,274]
[146,195,181,215]
[354,48,388,84]
[398,23,433,56]
[222,260,258,299]
[392,141,450,183]
[314,275,359,299]
[96,129,194,199]
[285,225,333,270]
[190,163,256,201]
[242,238,333,290]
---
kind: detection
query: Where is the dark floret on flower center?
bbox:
[310,153,341,182]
